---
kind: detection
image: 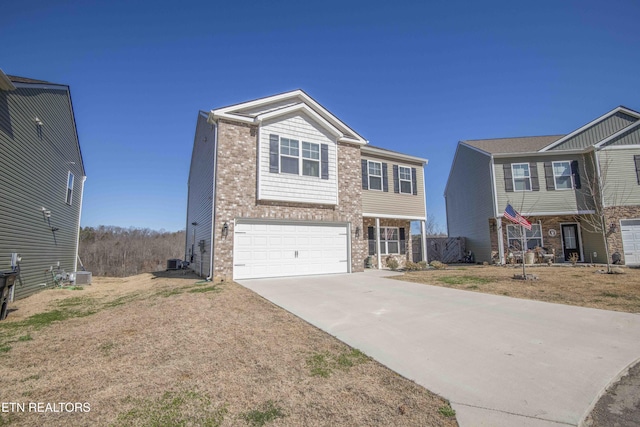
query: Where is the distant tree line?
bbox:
[79,226,185,277]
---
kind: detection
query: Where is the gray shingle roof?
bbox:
[7,75,55,84]
[463,135,565,154]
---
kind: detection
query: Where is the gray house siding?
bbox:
[494,154,593,214]
[551,112,637,151]
[185,113,217,277]
[603,124,640,147]
[598,147,640,206]
[0,84,85,300]
[445,145,494,262]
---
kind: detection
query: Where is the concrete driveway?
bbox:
[238,270,640,427]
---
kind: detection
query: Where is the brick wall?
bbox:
[605,205,640,264]
[211,119,365,281]
[362,217,412,268]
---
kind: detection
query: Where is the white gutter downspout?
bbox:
[74,176,87,272]
[490,155,505,264]
[207,122,218,281]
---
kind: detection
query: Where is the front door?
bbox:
[561,224,581,262]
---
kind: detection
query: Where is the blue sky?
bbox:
[2,0,639,232]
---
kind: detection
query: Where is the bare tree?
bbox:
[572,151,630,273]
[79,226,186,277]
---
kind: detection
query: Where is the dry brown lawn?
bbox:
[396,264,640,313]
[0,271,457,427]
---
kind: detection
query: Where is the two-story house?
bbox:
[445,106,640,266]
[0,69,86,301]
[185,90,428,281]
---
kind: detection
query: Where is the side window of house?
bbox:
[543,160,581,190]
[269,134,328,179]
[393,165,418,195]
[367,226,406,255]
[66,171,74,205]
[634,155,640,184]
[504,162,539,192]
[361,160,388,191]
[507,224,542,251]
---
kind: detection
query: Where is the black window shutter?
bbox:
[411,167,418,195]
[392,164,399,193]
[382,163,389,192]
[530,162,539,191]
[321,144,329,180]
[635,155,640,185]
[571,160,581,189]
[269,134,279,173]
[399,228,406,255]
[367,226,375,255]
[361,159,368,189]
[544,162,555,190]
[503,163,513,192]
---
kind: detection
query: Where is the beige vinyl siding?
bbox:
[598,147,640,206]
[444,145,493,261]
[551,112,637,151]
[185,114,216,277]
[361,154,425,218]
[259,113,338,205]
[0,86,84,299]
[579,219,607,264]
[494,154,593,214]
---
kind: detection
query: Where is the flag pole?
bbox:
[521,224,527,277]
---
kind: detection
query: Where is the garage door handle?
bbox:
[234,264,246,267]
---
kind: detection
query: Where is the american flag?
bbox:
[504,204,532,230]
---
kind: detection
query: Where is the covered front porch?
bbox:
[363,215,427,269]
[490,214,606,265]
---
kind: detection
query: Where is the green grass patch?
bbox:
[438,404,456,417]
[21,374,40,382]
[241,401,286,427]
[18,334,32,342]
[307,348,369,378]
[438,275,492,286]
[187,285,220,294]
[113,391,226,427]
[155,288,183,298]
[601,292,621,298]
[0,345,11,353]
[103,293,141,308]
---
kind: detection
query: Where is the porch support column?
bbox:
[497,217,505,264]
[421,220,427,262]
[375,217,382,269]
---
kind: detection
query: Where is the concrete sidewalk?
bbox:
[238,271,640,427]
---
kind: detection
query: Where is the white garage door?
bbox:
[621,219,640,266]
[233,221,349,280]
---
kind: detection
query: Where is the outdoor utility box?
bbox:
[166,259,182,270]
[0,270,18,320]
[74,271,92,285]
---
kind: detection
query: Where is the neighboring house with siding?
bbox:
[0,69,86,300]
[185,90,428,281]
[445,106,640,266]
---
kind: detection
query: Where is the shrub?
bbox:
[417,261,428,270]
[404,261,419,271]
[430,260,447,270]
[386,257,399,271]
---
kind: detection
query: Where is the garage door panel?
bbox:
[621,220,640,266]
[234,221,349,280]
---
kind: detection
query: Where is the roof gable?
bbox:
[208,90,367,145]
[540,106,640,152]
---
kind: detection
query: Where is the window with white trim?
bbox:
[399,166,412,194]
[552,161,572,190]
[280,138,299,175]
[65,172,74,205]
[512,163,531,191]
[302,141,320,177]
[507,224,542,251]
[368,161,382,190]
[379,227,399,254]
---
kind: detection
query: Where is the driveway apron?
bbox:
[238,271,640,427]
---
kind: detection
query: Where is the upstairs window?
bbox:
[552,161,572,190]
[66,172,74,205]
[302,142,320,177]
[368,161,382,190]
[512,163,531,191]
[280,138,299,175]
[398,166,412,194]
